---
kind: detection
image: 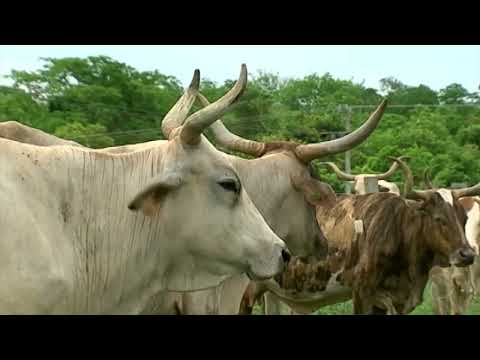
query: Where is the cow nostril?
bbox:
[281,249,291,263]
[459,249,475,265]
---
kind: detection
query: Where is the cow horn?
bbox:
[388,156,431,201]
[423,168,434,189]
[319,162,356,181]
[374,156,410,180]
[180,64,248,145]
[196,92,266,156]
[294,100,387,163]
[452,183,480,199]
[161,69,200,140]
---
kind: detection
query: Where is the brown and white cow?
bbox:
[427,185,480,314]
[324,161,480,315]
[238,157,478,315]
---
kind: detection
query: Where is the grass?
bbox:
[252,283,480,315]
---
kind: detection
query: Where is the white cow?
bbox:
[0,66,289,314]
[319,158,406,195]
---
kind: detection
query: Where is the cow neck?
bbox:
[58,146,173,313]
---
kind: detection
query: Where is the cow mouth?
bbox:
[454,257,475,268]
[246,271,277,281]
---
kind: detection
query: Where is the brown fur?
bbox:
[287,173,472,314]
[239,282,264,315]
[274,256,332,293]
[140,196,162,217]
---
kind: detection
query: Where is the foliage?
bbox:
[1,55,480,189]
[54,122,114,148]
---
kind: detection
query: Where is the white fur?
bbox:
[378,180,400,195]
[436,188,454,206]
[465,200,480,255]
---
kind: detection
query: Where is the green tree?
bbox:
[7,56,183,145]
[438,83,471,104]
[54,122,114,148]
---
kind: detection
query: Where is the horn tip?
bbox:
[379,98,388,110]
[239,64,248,82]
[189,69,200,90]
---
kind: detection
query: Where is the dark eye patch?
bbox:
[218,179,240,194]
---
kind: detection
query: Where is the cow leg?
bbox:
[431,281,453,315]
[372,293,397,315]
[352,292,368,314]
[174,300,183,315]
[264,292,283,315]
[239,281,262,315]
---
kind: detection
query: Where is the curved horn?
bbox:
[295,100,387,163]
[180,64,248,145]
[423,168,434,189]
[452,183,480,199]
[388,156,430,201]
[374,156,411,180]
[319,162,356,181]
[197,93,266,157]
[161,70,200,140]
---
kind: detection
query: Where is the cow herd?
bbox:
[0,64,479,315]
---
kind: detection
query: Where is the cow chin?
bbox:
[246,258,285,281]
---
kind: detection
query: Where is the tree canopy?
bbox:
[1,55,479,192]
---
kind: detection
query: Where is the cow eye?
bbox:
[218,179,240,194]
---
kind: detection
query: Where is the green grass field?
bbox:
[253,283,480,315]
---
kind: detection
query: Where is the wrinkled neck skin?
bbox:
[10,142,230,314]
[228,152,320,257]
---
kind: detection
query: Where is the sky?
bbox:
[0,45,479,93]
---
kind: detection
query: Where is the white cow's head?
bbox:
[194,94,388,258]
[127,66,290,291]
[320,156,407,195]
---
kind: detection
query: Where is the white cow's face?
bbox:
[128,136,289,291]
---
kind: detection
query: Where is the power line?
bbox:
[8,102,479,141]
[22,96,480,120]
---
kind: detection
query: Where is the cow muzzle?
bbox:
[246,243,291,281]
[453,247,476,267]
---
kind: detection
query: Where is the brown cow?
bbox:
[240,157,477,315]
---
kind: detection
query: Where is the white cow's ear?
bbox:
[128,173,182,217]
